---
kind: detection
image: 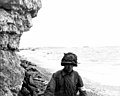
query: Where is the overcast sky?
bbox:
[20,0,120,48]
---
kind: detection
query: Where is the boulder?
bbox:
[19,59,51,96]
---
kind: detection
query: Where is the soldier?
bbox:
[44,52,87,96]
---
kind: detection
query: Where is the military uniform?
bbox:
[44,69,84,96]
[44,52,87,96]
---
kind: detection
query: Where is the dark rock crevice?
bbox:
[19,58,51,96]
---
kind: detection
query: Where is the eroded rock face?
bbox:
[0,0,42,96]
[0,0,42,50]
[0,50,25,96]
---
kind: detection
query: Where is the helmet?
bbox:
[61,52,78,66]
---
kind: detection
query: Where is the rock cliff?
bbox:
[0,0,42,96]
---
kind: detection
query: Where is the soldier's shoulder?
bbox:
[73,70,78,74]
[73,70,80,76]
[53,70,62,76]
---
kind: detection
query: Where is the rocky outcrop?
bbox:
[0,50,25,96]
[0,0,42,96]
[19,59,51,96]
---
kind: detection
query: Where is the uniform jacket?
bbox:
[44,69,84,96]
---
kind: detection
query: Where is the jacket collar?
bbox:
[61,69,73,76]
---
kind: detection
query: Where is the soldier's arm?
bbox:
[76,72,87,96]
[77,86,87,96]
[44,73,56,96]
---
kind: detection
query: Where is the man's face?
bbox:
[64,64,73,72]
